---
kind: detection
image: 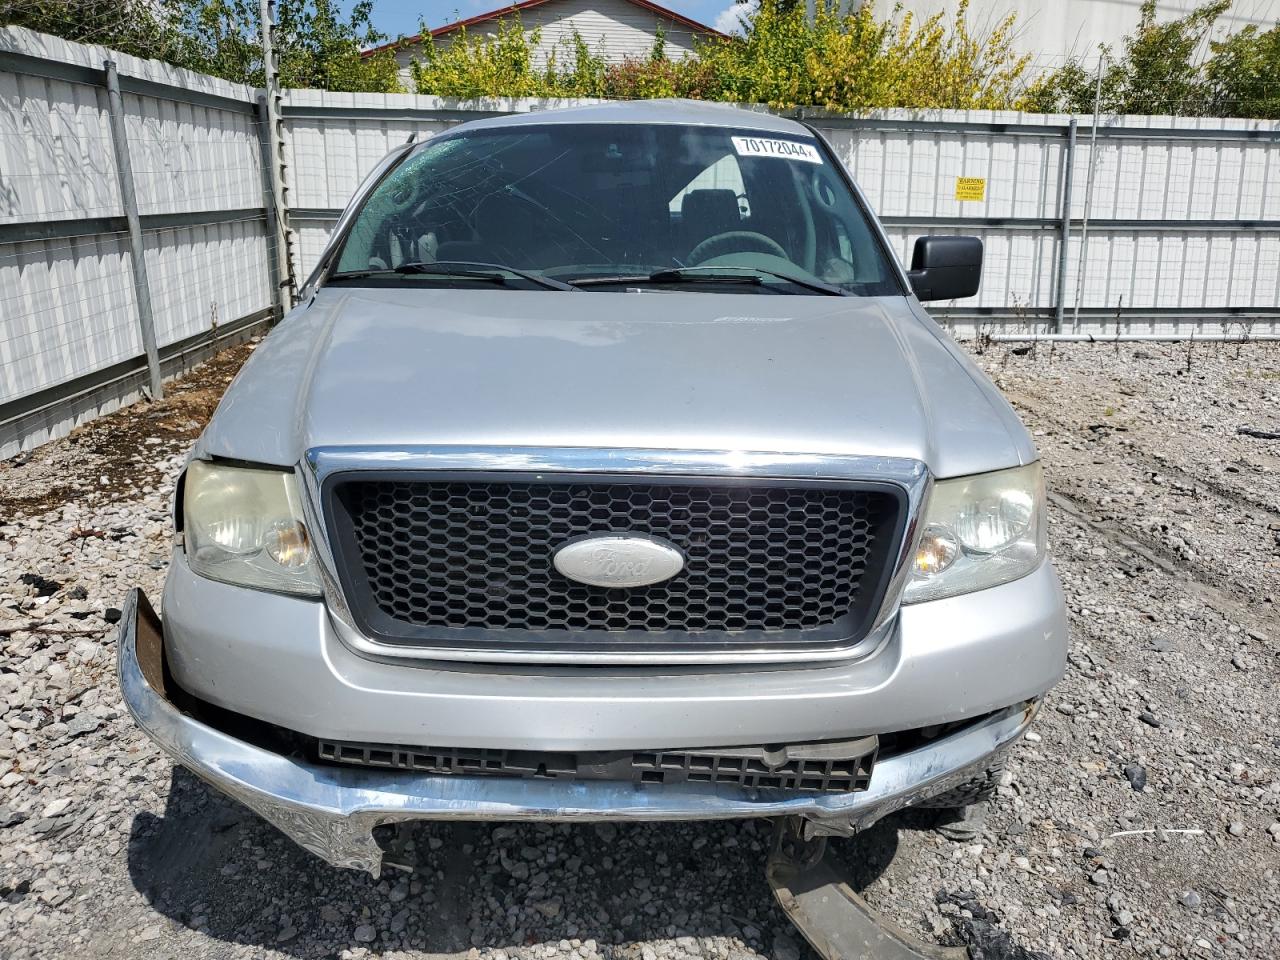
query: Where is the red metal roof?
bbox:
[362,0,728,58]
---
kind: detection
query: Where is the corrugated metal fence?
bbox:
[4,26,1280,456]
[0,27,281,458]
[283,91,1280,337]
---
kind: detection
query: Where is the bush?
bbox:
[1204,21,1280,118]
[692,0,1030,110]
[1019,0,1280,119]
[410,0,1032,111]
[15,0,1274,115]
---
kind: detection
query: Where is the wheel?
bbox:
[918,757,1005,809]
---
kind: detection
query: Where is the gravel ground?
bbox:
[1,339,1278,960]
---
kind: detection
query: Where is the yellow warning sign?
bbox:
[955,177,986,201]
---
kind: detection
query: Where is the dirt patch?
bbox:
[0,343,256,523]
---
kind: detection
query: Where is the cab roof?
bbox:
[451,99,812,137]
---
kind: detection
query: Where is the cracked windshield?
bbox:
[331,123,901,295]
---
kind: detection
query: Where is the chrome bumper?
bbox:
[118,588,1036,876]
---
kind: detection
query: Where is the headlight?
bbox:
[902,462,1046,604]
[183,461,321,596]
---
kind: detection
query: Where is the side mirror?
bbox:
[907,236,982,301]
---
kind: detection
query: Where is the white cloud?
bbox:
[713,0,758,36]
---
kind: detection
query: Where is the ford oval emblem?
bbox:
[552,534,685,589]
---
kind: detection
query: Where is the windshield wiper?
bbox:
[329,260,577,291]
[401,260,579,291]
[653,266,848,296]
[568,265,847,296]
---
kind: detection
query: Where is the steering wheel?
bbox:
[688,230,788,265]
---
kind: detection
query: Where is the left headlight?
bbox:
[902,462,1046,604]
[182,460,321,597]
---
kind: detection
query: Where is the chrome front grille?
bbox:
[322,471,907,655]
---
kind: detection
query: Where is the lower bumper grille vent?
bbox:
[317,736,878,794]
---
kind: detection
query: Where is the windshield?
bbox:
[330,123,902,296]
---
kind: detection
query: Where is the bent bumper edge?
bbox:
[118,588,1037,876]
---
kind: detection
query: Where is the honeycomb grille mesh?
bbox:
[328,477,899,642]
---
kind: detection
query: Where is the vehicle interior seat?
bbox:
[680,189,741,256]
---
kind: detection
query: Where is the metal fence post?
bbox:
[259,0,295,305]
[1054,118,1077,333]
[103,59,163,401]
[255,92,286,319]
[1072,54,1106,333]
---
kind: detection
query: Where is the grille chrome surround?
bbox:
[302,447,931,664]
[317,736,879,794]
[323,472,907,655]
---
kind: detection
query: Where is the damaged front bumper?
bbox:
[118,588,1037,877]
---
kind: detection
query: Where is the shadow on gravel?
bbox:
[125,767,933,957]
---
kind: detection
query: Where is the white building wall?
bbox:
[393,0,707,89]
[891,0,1280,66]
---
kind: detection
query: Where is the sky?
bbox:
[349,0,746,40]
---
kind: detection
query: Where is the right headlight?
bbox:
[182,460,321,597]
[902,462,1046,604]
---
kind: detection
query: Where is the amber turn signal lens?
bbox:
[266,520,311,568]
[913,525,959,577]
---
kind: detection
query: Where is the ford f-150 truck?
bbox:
[118,99,1068,878]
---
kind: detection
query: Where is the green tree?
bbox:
[1019,0,1228,116]
[410,19,548,98]
[1020,0,1280,118]
[410,0,1031,111]
[1,0,402,91]
[649,22,666,62]
[1204,22,1280,118]
[695,0,1029,110]
[560,31,608,97]
[0,0,186,62]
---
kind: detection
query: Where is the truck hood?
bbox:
[200,287,1034,478]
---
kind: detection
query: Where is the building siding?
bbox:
[393,0,710,89]
[892,0,1279,65]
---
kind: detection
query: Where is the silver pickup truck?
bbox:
[118,99,1067,877]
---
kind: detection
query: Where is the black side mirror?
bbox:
[907,236,982,301]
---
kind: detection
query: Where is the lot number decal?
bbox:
[732,136,823,164]
[955,177,986,201]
